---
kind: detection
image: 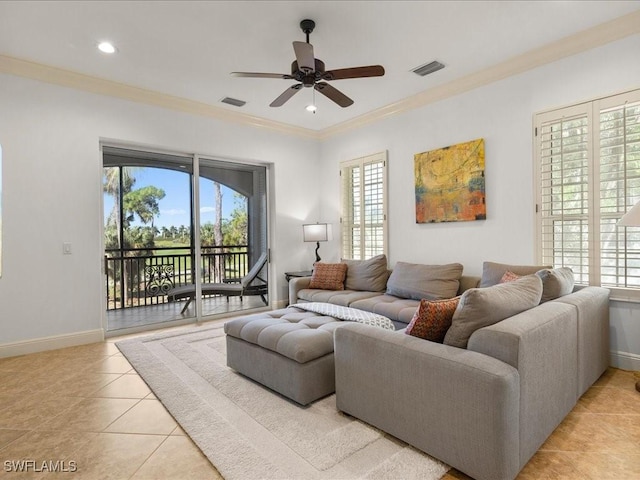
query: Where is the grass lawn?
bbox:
[150,239,248,277]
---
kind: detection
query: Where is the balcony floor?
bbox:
[106,295,269,332]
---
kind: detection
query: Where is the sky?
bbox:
[103,166,242,229]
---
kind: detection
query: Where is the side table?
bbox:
[285,270,313,282]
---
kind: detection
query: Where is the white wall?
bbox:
[0,74,321,350]
[2,34,640,369]
[319,35,640,369]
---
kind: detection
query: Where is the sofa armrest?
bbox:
[334,323,520,480]
[288,276,312,304]
[554,286,609,396]
[468,301,578,467]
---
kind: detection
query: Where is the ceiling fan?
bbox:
[231,19,385,108]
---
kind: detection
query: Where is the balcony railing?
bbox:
[105,245,249,310]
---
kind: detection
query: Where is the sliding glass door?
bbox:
[197,157,268,316]
[103,147,269,333]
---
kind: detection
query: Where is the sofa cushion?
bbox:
[405,296,461,342]
[443,275,543,348]
[296,288,382,306]
[342,254,389,292]
[480,261,552,287]
[350,294,420,325]
[386,262,463,301]
[308,262,348,290]
[537,267,575,303]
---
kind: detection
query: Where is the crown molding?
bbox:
[1,10,638,141]
[0,54,320,140]
[318,9,640,139]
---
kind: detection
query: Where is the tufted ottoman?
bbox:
[224,307,346,405]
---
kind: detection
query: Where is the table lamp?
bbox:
[303,223,329,263]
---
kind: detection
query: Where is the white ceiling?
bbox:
[1,1,639,132]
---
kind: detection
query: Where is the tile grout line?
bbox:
[126,433,173,480]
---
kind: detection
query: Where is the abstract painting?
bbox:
[414,138,485,223]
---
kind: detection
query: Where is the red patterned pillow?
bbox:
[500,271,522,283]
[309,263,348,290]
[405,296,461,343]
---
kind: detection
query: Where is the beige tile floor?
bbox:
[0,328,638,479]
[0,329,223,480]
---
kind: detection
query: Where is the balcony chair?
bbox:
[167,252,268,314]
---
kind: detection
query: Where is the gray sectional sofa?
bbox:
[289,257,481,328]
[288,257,610,480]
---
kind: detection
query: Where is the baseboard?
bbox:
[610,350,640,372]
[0,329,105,359]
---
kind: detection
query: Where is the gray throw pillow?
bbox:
[536,267,575,303]
[342,254,390,292]
[480,261,552,287]
[443,275,543,348]
[386,262,463,301]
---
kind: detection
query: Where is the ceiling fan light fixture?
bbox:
[306,87,317,113]
[97,41,117,54]
[412,60,445,77]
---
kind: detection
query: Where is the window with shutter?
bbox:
[537,105,591,285]
[599,97,640,289]
[535,88,640,299]
[340,152,387,260]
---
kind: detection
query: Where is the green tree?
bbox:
[214,182,223,246]
[103,170,166,251]
[103,166,136,249]
[123,185,165,228]
[103,167,166,304]
[200,222,215,246]
[178,225,190,243]
[223,193,248,246]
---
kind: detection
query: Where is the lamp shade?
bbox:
[618,201,640,227]
[303,223,329,242]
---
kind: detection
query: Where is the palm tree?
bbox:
[213,182,224,280]
[103,166,165,306]
[103,166,136,248]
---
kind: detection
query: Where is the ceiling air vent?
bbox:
[412,61,445,77]
[221,97,246,107]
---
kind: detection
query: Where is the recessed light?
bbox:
[98,42,117,54]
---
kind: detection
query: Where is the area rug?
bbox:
[116,324,449,480]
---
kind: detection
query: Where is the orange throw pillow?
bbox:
[405,296,461,343]
[308,263,348,290]
[499,271,522,283]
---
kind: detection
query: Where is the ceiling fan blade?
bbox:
[293,41,315,73]
[314,82,353,108]
[270,84,303,107]
[322,65,385,81]
[231,72,293,79]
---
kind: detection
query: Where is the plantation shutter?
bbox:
[340,152,387,260]
[537,106,591,284]
[535,88,640,299]
[598,96,640,288]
